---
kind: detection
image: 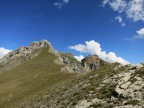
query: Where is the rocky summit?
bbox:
[82,55,109,71]
[0,40,143,108]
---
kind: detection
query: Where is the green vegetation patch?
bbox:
[135,67,144,77]
[124,100,140,106]
[97,83,116,99]
[59,52,81,63]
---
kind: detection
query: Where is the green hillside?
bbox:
[0,47,76,108]
[0,46,143,108]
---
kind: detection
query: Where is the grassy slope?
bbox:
[40,63,125,107]
[0,47,76,108]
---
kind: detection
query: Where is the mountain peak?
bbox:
[81,55,109,71]
[30,40,51,48]
[0,40,55,73]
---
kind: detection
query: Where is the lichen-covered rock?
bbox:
[114,69,144,103]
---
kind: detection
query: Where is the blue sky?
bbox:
[0,0,144,64]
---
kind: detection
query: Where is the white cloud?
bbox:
[63,0,69,4]
[54,0,70,9]
[127,0,144,21]
[69,40,129,65]
[115,16,125,26]
[137,28,144,36]
[132,28,144,39]
[103,0,110,6]
[109,0,127,13]
[0,47,11,59]
[103,0,144,22]
[74,55,84,62]
[115,16,123,22]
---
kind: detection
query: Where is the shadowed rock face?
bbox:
[82,55,108,71]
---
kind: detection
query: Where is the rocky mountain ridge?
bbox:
[0,40,108,74]
[0,40,143,108]
[59,53,109,73]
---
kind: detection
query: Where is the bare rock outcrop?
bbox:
[82,55,109,71]
[59,53,84,73]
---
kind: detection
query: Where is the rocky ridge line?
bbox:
[0,40,112,74]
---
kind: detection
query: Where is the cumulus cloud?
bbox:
[137,28,144,37]
[0,47,11,59]
[127,0,144,21]
[69,40,129,65]
[115,16,125,26]
[54,0,70,9]
[103,0,144,22]
[74,55,84,62]
[132,28,144,39]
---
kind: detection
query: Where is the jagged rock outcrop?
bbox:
[59,53,84,73]
[96,64,144,108]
